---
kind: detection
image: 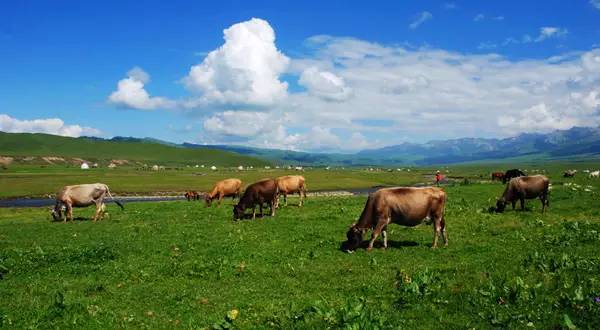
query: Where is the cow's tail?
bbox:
[106,186,125,211]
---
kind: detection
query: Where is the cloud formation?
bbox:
[106,18,600,151]
[591,0,600,10]
[183,18,289,106]
[535,26,568,42]
[108,67,175,110]
[409,11,433,29]
[0,114,101,137]
[299,67,352,101]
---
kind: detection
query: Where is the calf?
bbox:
[51,183,124,222]
[495,175,549,213]
[233,179,278,220]
[590,170,599,178]
[343,187,447,252]
[205,179,242,206]
[275,175,307,207]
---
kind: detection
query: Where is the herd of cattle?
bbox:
[48,168,596,252]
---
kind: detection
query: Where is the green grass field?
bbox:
[0,166,428,198]
[1,167,600,328]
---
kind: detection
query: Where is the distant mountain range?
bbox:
[188,126,600,165]
[2,126,599,166]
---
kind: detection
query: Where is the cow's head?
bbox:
[343,223,364,252]
[232,203,245,220]
[204,194,213,207]
[495,197,506,213]
[50,204,63,221]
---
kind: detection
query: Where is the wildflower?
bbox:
[227,309,239,321]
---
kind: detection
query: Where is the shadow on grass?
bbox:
[339,239,419,252]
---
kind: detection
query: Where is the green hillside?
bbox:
[0,132,269,167]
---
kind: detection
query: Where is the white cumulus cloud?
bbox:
[498,103,579,133]
[409,11,433,29]
[183,18,290,106]
[0,114,101,137]
[591,0,600,10]
[299,67,352,101]
[535,26,568,42]
[108,67,175,110]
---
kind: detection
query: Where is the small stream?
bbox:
[0,184,434,208]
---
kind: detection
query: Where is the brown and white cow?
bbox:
[343,187,448,252]
[275,175,307,207]
[205,178,243,207]
[51,183,124,222]
[233,179,278,220]
[495,175,549,213]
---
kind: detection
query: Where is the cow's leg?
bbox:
[520,198,525,211]
[252,206,256,220]
[441,216,448,247]
[381,226,388,249]
[431,211,446,248]
[92,202,102,222]
[259,203,264,217]
[511,201,516,210]
[270,199,276,216]
[66,203,73,222]
[283,193,288,207]
[367,218,388,252]
[298,190,303,207]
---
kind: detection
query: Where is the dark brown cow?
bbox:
[51,183,124,222]
[495,175,549,213]
[503,169,526,184]
[205,178,243,206]
[343,187,448,252]
[233,179,278,220]
[491,172,504,182]
[184,191,200,201]
[563,170,577,178]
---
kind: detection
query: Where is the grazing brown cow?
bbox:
[233,179,278,220]
[51,183,124,222]
[491,172,505,182]
[275,175,307,207]
[205,178,243,206]
[184,191,200,201]
[495,175,549,213]
[343,187,448,252]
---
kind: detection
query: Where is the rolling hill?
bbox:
[195,126,600,166]
[0,132,269,167]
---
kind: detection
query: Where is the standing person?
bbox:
[435,170,443,186]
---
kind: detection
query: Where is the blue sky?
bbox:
[1,0,600,151]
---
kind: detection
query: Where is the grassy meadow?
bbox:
[1,164,600,328]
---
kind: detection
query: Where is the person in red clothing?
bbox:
[435,170,443,186]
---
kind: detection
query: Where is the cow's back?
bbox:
[371,187,446,226]
[276,175,304,192]
[512,175,549,198]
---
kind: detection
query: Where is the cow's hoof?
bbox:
[345,250,354,254]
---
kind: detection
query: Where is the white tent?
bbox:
[237,165,244,171]
[211,166,217,171]
[80,162,89,170]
